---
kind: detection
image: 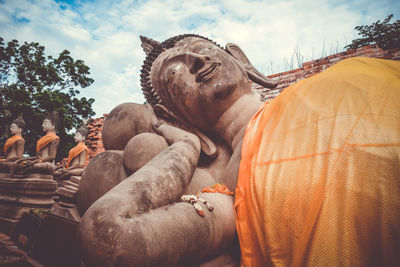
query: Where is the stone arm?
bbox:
[66,150,87,170]
[3,139,25,162]
[39,139,59,162]
[78,124,236,266]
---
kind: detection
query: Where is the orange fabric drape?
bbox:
[201,183,234,195]
[66,142,89,168]
[36,133,60,152]
[4,135,23,154]
[235,57,400,267]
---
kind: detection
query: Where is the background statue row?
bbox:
[0,113,88,180]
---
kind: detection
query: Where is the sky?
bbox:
[0,0,398,117]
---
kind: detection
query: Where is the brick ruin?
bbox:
[85,114,107,160]
[254,44,400,101]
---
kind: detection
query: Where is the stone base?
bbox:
[10,173,53,179]
[56,187,77,200]
[51,204,81,222]
[0,177,57,195]
[70,176,81,185]
[0,175,57,235]
[62,180,79,189]
[0,172,10,178]
[0,215,18,236]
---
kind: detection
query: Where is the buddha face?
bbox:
[74,132,85,142]
[10,123,21,135]
[151,37,252,132]
[42,119,55,133]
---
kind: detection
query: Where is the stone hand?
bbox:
[152,121,200,151]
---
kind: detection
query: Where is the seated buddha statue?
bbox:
[11,112,60,177]
[54,126,89,180]
[0,116,26,174]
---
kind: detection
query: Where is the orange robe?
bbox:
[235,57,400,266]
[36,133,60,153]
[4,135,24,154]
[66,142,89,168]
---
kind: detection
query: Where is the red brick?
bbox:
[267,73,281,78]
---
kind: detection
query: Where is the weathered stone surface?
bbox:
[62,180,79,189]
[77,150,127,215]
[0,178,57,191]
[51,204,81,222]
[102,103,156,150]
[70,176,81,184]
[0,176,57,236]
[123,133,168,174]
[57,187,77,200]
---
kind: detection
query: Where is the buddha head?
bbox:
[75,126,88,143]
[10,116,25,135]
[42,111,59,133]
[140,34,276,133]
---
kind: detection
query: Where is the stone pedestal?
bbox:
[52,175,82,222]
[0,174,57,235]
[55,175,80,208]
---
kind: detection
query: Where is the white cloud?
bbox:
[1,0,398,116]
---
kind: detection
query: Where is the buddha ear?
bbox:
[153,104,218,159]
[140,35,163,55]
[226,43,277,89]
[153,104,180,125]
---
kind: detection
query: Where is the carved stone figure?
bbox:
[78,34,400,267]
[77,102,230,217]
[11,112,60,176]
[0,113,60,234]
[54,126,89,180]
[0,116,26,174]
[77,34,271,266]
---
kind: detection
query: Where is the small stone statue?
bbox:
[54,126,89,180]
[11,112,60,176]
[0,116,26,173]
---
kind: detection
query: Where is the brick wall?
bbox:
[253,45,400,101]
[85,114,107,161]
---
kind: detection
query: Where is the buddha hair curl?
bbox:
[44,111,60,131]
[76,125,89,139]
[12,116,25,130]
[140,34,224,107]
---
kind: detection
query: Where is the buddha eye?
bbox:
[168,65,181,81]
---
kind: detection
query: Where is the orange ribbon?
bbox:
[36,133,60,152]
[201,183,234,195]
[66,142,89,168]
[4,135,23,154]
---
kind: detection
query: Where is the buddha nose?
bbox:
[189,54,210,74]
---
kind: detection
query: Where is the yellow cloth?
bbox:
[235,57,400,267]
[66,142,89,168]
[4,135,23,154]
[36,133,60,152]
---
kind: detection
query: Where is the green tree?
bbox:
[0,37,95,161]
[345,14,400,50]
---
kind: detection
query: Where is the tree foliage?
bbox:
[345,14,400,50]
[0,37,95,161]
